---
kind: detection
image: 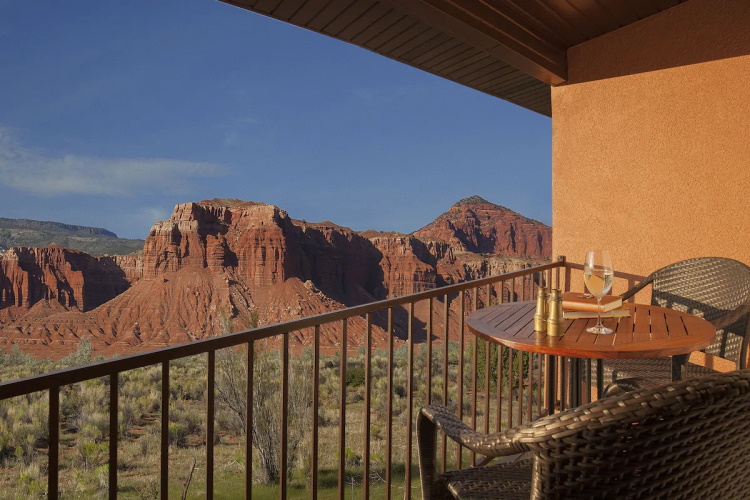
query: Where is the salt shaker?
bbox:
[534,287,548,332]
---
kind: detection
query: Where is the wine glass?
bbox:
[584,250,614,334]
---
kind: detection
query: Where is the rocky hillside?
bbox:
[0,218,144,256]
[0,197,551,358]
[414,196,550,258]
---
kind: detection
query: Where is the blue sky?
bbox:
[0,0,551,239]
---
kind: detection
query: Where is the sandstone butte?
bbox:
[0,197,551,358]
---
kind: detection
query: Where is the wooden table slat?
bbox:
[612,312,634,347]
[650,309,670,340]
[632,306,652,344]
[472,306,505,323]
[481,303,521,326]
[665,311,689,337]
[576,321,601,346]
[491,302,536,332]
[505,315,535,338]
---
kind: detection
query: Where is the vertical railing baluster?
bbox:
[518,355,524,426]
[338,320,347,500]
[457,292,465,470]
[547,269,552,292]
[311,328,319,500]
[49,386,59,500]
[363,314,372,499]
[207,351,215,500]
[507,348,514,429]
[386,308,394,500]
[246,340,254,500]
[405,302,415,500]
[280,334,289,500]
[496,345,503,432]
[484,284,492,433]
[517,352,524,425]
[544,354,553,415]
[441,293,449,472]
[250,340,258,500]
[537,353,543,416]
[426,297,433,405]
[521,274,529,424]
[471,288,478,466]
[484,341,491,434]
[161,361,169,500]
[527,352,533,422]
[559,357,567,411]
[109,373,118,500]
[484,285,491,435]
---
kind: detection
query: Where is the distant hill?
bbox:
[0,218,144,256]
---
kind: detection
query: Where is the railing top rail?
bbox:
[0,260,562,399]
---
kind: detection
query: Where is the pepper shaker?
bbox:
[547,289,564,336]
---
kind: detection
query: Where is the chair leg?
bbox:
[417,411,450,500]
[671,354,688,381]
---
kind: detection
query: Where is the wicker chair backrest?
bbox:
[524,369,750,499]
[649,257,750,364]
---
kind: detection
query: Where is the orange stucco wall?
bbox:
[552,0,750,292]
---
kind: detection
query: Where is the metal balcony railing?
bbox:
[0,259,568,499]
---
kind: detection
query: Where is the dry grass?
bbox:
[0,340,542,499]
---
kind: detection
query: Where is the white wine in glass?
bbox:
[584,250,614,334]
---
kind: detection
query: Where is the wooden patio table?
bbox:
[466,301,717,413]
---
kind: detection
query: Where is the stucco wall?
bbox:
[552,0,750,292]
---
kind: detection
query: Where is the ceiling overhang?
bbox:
[219,0,689,117]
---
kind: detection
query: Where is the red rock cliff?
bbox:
[413,196,551,259]
[0,245,130,312]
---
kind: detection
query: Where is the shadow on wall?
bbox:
[566,0,750,84]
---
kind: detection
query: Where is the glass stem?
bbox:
[596,297,603,328]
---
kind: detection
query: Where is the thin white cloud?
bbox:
[0,128,225,196]
[216,116,260,147]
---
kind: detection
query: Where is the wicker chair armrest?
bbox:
[620,273,654,302]
[711,302,750,331]
[419,405,530,458]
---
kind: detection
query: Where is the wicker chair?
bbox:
[604,257,750,389]
[418,369,750,500]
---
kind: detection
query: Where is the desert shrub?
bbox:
[58,337,94,368]
[168,422,188,447]
[215,346,312,484]
[344,446,361,468]
[170,400,203,443]
[75,436,108,470]
[16,462,46,498]
[169,356,205,401]
[1,394,49,465]
[346,364,365,388]
[138,431,158,458]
